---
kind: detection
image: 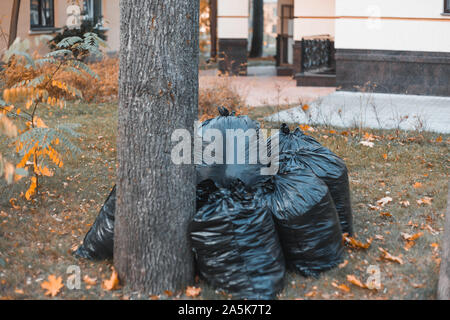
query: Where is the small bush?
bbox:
[58,57,118,103]
[49,19,107,60]
[199,77,247,121]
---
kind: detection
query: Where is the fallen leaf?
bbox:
[377,197,393,207]
[164,290,173,297]
[83,275,97,286]
[363,132,376,141]
[379,247,403,264]
[347,275,367,289]
[401,232,423,242]
[399,200,410,208]
[14,288,24,295]
[102,268,120,291]
[332,282,351,293]
[380,211,392,218]
[41,275,64,297]
[413,182,423,189]
[368,204,382,211]
[9,198,20,210]
[425,224,439,235]
[338,260,348,269]
[343,234,372,249]
[185,286,202,298]
[431,243,439,253]
[411,282,425,288]
[382,153,388,160]
[417,197,433,206]
[359,140,374,148]
[305,290,317,297]
[374,235,385,241]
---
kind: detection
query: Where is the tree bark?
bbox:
[8,0,21,48]
[249,0,264,58]
[209,0,217,60]
[438,183,450,299]
[115,0,198,294]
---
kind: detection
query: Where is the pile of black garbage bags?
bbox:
[75,107,353,300]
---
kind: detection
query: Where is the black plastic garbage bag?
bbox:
[264,158,343,277]
[196,179,218,210]
[190,181,285,299]
[272,124,354,235]
[74,186,116,260]
[196,107,270,190]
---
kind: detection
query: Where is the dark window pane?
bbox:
[30,0,54,28]
[84,0,102,25]
[30,0,40,26]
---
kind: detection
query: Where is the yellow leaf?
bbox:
[33,117,48,128]
[343,234,372,249]
[3,89,10,102]
[417,197,433,206]
[379,247,403,264]
[102,268,120,291]
[401,232,423,242]
[40,166,53,177]
[185,286,202,298]
[14,288,24,295]
[346,275,367,289]
[413,182,423,189]
[9,198,20,210]
[41,275,64,297]
[83,275,97,286]
[332,282,351,293]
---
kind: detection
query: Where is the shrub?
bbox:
[199,77,247,121]
[0,34,101,199]
[49,19,107,60]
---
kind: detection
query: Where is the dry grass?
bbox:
[0,99,448,300]
[199,76,248,121]
[0,56,119,104]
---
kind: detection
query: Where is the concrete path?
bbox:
[265,91,450,134]
[200,66,335,107]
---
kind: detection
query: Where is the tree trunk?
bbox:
[438,183,450,299]
[8,0,21,48]
[115,0,198,294]
[209,0,217,60]
[249,0,264,58]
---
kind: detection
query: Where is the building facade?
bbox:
[0,0,120,55]
[217,0,450,96]
[1,0,449,96]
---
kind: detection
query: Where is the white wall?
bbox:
[293,0,335,40]
[335,0,450,52]
[217,0,249,39]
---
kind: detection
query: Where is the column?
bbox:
[217,0,249,76]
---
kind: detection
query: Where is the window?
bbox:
[83,0,103,27]
[445,0,450,13]
[30,0,54,29]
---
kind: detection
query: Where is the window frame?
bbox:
[445,0,450,14]
[30,0,55,30]
[83,0,103,27]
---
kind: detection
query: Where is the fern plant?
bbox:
[0,33,102,199]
